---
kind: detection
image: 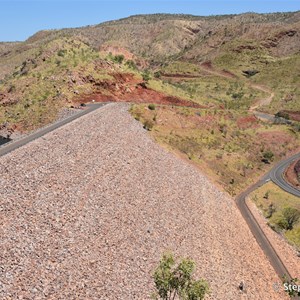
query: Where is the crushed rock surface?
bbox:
[0,103,287,299]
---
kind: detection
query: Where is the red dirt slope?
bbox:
[75,72,204,108]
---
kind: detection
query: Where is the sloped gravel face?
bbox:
[0,103,286,300]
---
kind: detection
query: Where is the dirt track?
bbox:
[0,103,287,299]
[199,62,274,110]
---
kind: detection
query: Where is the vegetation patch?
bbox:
[250,182,300,250]
[130,104,300,195]
[152,252,209,300]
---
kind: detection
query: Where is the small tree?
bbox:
[148,104,156,111]
[114,54,124,64]
[154,71,161,78]
[265,203,276,219]
[282,207,300,230]
[142,69,151,82]
[143,120,154,131]
[273,207,300,231]
[153,253,209,300]
[262,150,274,164]
[125,60,137,70]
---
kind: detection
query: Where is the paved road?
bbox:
[236,179,293,282]
[236,152,300,287]
[1,99,299,296]
[253,111,293,125]
[269,152,300,197]
[0,103,107,157]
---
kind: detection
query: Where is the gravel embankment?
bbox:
[0,103,287,299]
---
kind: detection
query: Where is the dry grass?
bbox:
[131,104,300,195]
[250,182,300,249]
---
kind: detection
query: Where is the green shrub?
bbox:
[143,120,154,131]
[107,53,125,64]
[265,203,276,218]
[142,70,151,82]
[57,49,67,57]
[125,60,137,69]
[113,54,124,64]
[285,227,300,249]
[272,207,300,231]
[275,111,290,120]
[154,71,161,78]
[153,253,209,300]
[282,207,300,230]
[148,104,156,110]
[242,70,259,78]
[262,150,274,163]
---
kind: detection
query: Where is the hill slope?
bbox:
[0,11,299,131]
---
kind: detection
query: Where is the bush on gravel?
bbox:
[152,252,209,300]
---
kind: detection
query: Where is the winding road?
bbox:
[199,62,300,284]
[0,86,299,296]
[269,153,300,197]
[236,153,300,284]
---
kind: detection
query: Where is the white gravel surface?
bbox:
[0,103,287,299]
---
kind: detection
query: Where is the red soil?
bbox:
[237,115,259,129]
[281,110,300,122]
[74,72,204,108]
[79,87,203,108]
[258,131,293,146]
[285,159,300,189]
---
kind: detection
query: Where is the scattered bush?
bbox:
[275,111,290,120]
[153,253,209,300]
[282,207,300,230]
[107,53,125,64]
[154,71,161,78]
[143,120,154,131]
[285,227,300,250]
[125,60,137,69]
[265,203,276,218]
[148,104,156,110]
[273,207,300,231]
[294,160,300,182]
[142,70,151,82]
[292,123,300,132]
[262,150,274,163]
[282,276,300,297]
[57,49,67,57]
[114,54,125,64]
[7,85,16,93]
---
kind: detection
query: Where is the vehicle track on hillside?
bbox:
[198,63,274,110]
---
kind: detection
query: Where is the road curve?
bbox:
[0,103,107,158]
[1,99,298,295]
[236,152,300,286]
[269,152,300,197]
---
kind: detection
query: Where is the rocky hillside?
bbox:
[0,11,299,131]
